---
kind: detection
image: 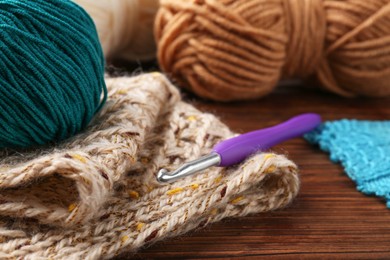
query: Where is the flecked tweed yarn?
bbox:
[305,120,390,207]
[156,0,390,101]
[0,73,299,259]
[0,0,107,148]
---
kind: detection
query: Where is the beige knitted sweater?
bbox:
[0,73,299,259]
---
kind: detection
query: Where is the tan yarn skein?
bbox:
[155,0,390,101]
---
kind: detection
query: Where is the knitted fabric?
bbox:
[0,73,299,259]
[305,119,390,207]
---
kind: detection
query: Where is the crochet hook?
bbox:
[157,113,321,183]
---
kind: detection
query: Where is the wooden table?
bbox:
[119,75,390,258]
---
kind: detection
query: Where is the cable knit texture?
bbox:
[0,73,299,259]
[305,119,390,207]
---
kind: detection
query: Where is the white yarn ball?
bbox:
[74,0,159,61]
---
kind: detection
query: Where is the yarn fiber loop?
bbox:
[0,0,107,148]
[155,0,390,101]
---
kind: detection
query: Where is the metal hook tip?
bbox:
[157,168,169,183]
[156,153,221,183]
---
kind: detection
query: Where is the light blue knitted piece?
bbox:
[305,119,390,208]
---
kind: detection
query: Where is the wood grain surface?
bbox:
[115,69,390,259]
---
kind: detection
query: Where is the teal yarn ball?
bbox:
[0,0,107,148]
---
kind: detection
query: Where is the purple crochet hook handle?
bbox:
[213,113,322,166]
[157,113,321,183]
